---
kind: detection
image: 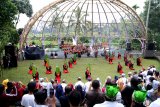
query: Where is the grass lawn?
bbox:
[0,57,159,85]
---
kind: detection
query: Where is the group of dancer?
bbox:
[28,53,92,83]
[103,49,142,74]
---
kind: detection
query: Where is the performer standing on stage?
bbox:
[137,56,142,66]
[32,65,39,81]
[118,52,121,59]
[63,61,69,73]
[85,64,91,80]
[28,63,33,74]
[68,58,73,68]
[55,66,61,83]
[117,62,123,74]
[128,60,135,70]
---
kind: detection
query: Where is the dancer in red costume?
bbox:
[32,65,39,81]
[128,60,135,70]
[73,54,77,65]
[117,62,123,74]
[118,52,121,59]
[85,64,91,79]
[109,54,113,64]
[124,52,127,61]
[28,63,33,74]
[55,66,61,83]
[105,53,109,61]
[112,52,115,60]
[45,58,52,74]
[137,56,142,66]
[68,58,73,68]
[44,55,48,66]
[63,61,69,73]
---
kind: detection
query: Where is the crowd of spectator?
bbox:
[0,65,160,107]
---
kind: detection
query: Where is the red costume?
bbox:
[117,63,123,74]
[28,64,33,74]
[68,59,73,68]
[137,57,142,66]
[63,63,69,73]
[46,66,52,74]
[85,68,91,79]
[109,56,113,64]
[32,72,39,81]
[118,52,121,59]
[105,54,109,61]
[55,66,61,83]
[128,61,135,70]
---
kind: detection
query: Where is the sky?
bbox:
[17,0,146,28]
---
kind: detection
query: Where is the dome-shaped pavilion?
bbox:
[20,0,146,50]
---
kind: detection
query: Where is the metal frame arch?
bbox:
[20,0,66,51]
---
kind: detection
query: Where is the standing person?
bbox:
[131,90,147,107]
[21,82,36,107]
[85,80,105,107]
[64,50,67,59]
[55,66,61,83]
[73,54,77,65]
[68,90,81,107]
[93,85,124,107]
[59,86,72,107]
[117,62,123,74]
[74,77,85,91]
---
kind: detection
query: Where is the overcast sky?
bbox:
[17,0,146,28]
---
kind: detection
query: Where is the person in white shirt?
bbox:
[149,98,160,107]
[61,79,67,92]
[94,85,124,107]
[21,82,36,107]
[74,77,85,91]
[84,77,92,92]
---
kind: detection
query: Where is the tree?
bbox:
[0,0,18,57]
[11,0,33,26]
[141,0,160,49]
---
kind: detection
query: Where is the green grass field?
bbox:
[0,58,159,85]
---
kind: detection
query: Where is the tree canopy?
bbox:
[141,0,160,49]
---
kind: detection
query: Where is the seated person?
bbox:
[55,66,61,83]
[118,52,121,59]
[128,61,135,70]
[117,62,123,74]
[85,67,91,80]
[73,54,77,65]
[137,57,142,66]
[63,62,69,73]
[68,58,73,68]
[109,56,113,64]
[28,63,33,74]
[46,65,52,74]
